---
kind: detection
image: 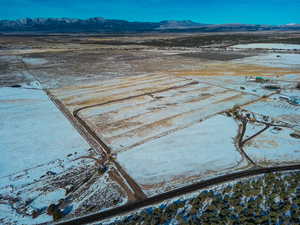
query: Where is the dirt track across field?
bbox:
[48,90,147,202]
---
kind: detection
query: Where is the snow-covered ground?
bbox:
[57,74,191,111]
[244,94,300,129]
[279,74,300,82]
[0,87,98,224]
[244,126,300,166]
[117,115,247,195]
[73,81,258,153]
[231,43,300,50]
[0,87,90,176]
[22,57,48,65]
[187,75,278,96]
[0,152,126,225]
[233,53,300,68]
[48,72,300,199]
[52,74,258,155]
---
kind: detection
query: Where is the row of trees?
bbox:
[104,171,300,225]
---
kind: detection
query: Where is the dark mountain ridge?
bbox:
[0,17,300,33]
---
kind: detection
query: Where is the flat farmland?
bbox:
[117,115,247,196]
[244,92,300,128]
[2,33,300,224]
[243,124,300,166]
[49,73,261,195]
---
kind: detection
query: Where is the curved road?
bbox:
[53,164,300,225]
[46,83,297,225]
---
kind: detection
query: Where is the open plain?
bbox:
[1,31,300,224]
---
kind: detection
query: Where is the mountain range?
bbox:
[0,17,300,33]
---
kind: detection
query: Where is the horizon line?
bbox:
[0,16,298,26]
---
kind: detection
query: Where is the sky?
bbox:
[0,0,300,25]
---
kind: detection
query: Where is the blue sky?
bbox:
[1,0,299,25]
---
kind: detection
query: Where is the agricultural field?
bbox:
[49,73,260,196]
[1,32,300,224]
[0,86,126,224]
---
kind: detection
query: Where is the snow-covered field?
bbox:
[117,115,247,195]
[83,91,257,153]
[0,87,90,176]
[52,74,191,111]
[233,53,300,68]
[279,73,300,82]
[48,72,300,199]
[22,57,48,65]
[186,75,278,96]
[244,126,300,166]
[50,74,259,154]
[67,80,257,154]
[0,152,125,225]
[231,43,300,50]
[0,87,126,224]
[244,94,300,128]
[50,74,265,195]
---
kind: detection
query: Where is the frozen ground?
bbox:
[2,33,300,224]
[244,94,300,129]
[22,57,48,65]
[50,72,300,197]
[231,43,300,50]
[186,75,277,96]
[57,75,258,154]
[233,53,300,68]
[279,73,300,82]
[244,125,300,166]
[117,115,247,195]
[0,151,125,225]
[0,87,89,224]
[0,87,90,176]
[0,87,125,224]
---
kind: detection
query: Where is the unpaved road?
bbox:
[48,91,147,201]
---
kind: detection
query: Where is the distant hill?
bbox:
[158,20,209,29]
[0,17,158,33]
[0,17,300,33]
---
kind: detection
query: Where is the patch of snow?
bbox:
[279,74,300,81]
[188,75,276,96]
[244,122,267,139]
[231,43,300,50]
[244,95,300,127]
[65,77,190,107]
[0,87,125,224]
[117,115,245,191]
[77,81,258,153]
[244,127,300,165]
[31,189,66,209]
[22,57,48,65]
[0,87,90,177]
[0,55,19,62]
[233,53,300,68]
[22,80,42,89]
